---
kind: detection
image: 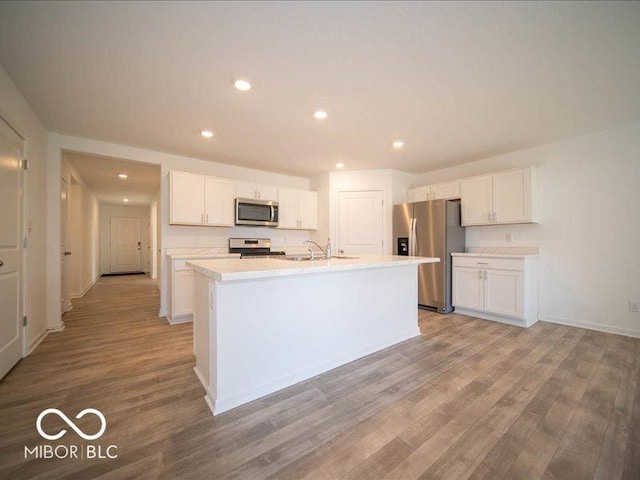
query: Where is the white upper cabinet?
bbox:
[407,186,430,202]
[461,166,538,226]
[408,181,460,202]
[170,171,205,225]
[430,180,460,200]
[277,188,318,230]
[460,175,493,225]
[170,171,234,226]
[204,177,235,226]
[492,168,534,224]
[236,182,278,201]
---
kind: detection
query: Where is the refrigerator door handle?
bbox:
[409,218,416,256]
[411,217,418,256]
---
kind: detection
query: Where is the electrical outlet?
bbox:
[505,233,514,243]
[630,301,640,313]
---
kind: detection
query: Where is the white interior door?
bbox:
[337,190,383,255]
[60,177,70,314]
[109,217,142,273]
[0,118,24,379]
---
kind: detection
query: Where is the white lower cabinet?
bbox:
[167,255,238,324]
[452,254,537,327]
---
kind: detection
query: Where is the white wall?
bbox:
[414,123,640,337]
[47,134,313,321]
[100,204,150,274]
[0,65,49,351]
[62,156,100,298]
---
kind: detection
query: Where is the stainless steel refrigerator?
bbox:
[393,199,465,313]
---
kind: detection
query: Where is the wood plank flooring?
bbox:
[1,274,639,479]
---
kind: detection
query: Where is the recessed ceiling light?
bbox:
[201,130,214,138]
[314,110,328,120]
[234,79,252,91]
[392,140,404,149]
[118,173,128,179]
[122,198,129,203]
[335,162,345,169]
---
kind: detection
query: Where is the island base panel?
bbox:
[193,264,420,416]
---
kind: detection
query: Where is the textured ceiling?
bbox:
[1,1,640,177]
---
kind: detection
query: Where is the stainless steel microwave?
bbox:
[235,198,279,227]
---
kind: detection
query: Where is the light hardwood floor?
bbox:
[1,275,639,479]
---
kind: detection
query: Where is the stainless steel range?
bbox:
[229,238,286,258]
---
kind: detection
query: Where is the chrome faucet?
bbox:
[304,239,328,260]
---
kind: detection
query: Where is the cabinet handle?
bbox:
[206,214,209,223]
[477,262,489,265]
[488,213,492,222]
[478,270,483,279]
[483,270,488,280]
[201,213,204,223]
[493,212,497,222]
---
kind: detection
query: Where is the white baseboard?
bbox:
[70,274,101,299]
[454,308,537,328]
[167,314,193,325]
[158,308,168,318]
[210,327,420,415]
[48,322,65,332]
[28,328,49,354]
[540,315,640,339]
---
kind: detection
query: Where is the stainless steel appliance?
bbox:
[393,199,465,313]
[235,198,279,227]
[229,238,286,258]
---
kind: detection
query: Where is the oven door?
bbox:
[235,198,279,226]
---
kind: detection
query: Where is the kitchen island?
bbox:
[187,254,439,415]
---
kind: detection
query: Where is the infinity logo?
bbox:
[36,408,107,441]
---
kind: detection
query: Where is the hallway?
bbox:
[0,275,204,479]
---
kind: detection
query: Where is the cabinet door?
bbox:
[484,269,523,318]
[431,181,460,200]
[257,185,278,201]
[408,186,431,202]
[492,168,531,224]
[204,177,235,226]
[170,171,205,224]
[173,270,194,316]
[277,188,299,229]
[461,175,492,226]
[236,182,257,199]
[452,267,484,311]
[298,190,318,230]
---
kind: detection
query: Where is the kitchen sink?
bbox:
[279,254,359,261]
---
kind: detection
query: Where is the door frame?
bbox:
[0,114,28,358]
[335,189,385,255]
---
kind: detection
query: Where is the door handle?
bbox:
[0,260,3,267]
[64,251,72,256]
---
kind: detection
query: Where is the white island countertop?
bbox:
[187,254,439,282]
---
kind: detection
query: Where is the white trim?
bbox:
[48,322,65,332]
[209,327,420,415]
[540,315,640,339]
[454,307,537,328]
[158,308,168,318]
[28,328,49,354]
[167,314,193,325]
[69,273,101,299]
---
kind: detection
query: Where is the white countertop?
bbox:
[452,252,539,259]
[166,253,241,260]
[187,254,440,282]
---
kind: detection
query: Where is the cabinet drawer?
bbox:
[452,256,524,271]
